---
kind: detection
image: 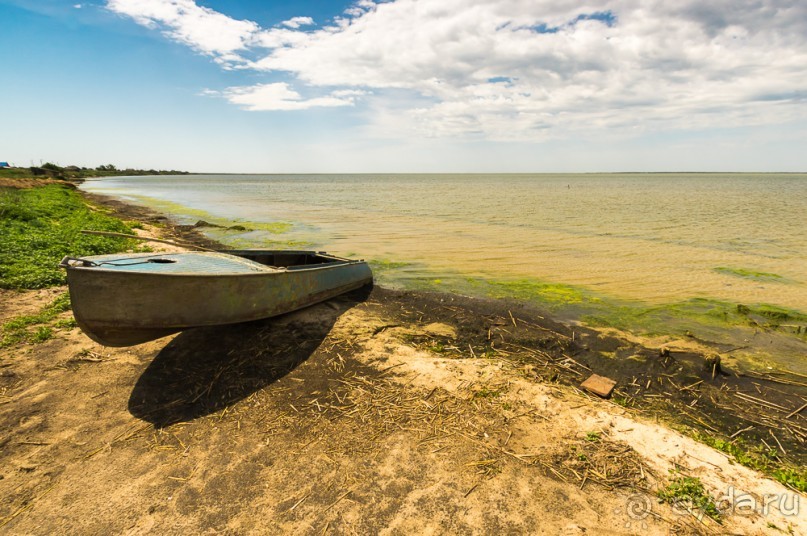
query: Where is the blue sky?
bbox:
[1,0,806,172]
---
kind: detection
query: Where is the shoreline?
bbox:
[77,175,807,378]
[1,181,805,533]
[76,188,807,467]
[79,189,228,252]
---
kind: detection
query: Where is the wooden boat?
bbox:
[60,250,373,347]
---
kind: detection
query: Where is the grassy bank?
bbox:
[0,182,142,346]
[0,184,138,289]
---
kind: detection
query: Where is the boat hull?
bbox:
[62,251,372,346]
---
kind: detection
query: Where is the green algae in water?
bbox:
[751,303,807,323]
[714,267,789,282]
[583,298,807,333]
[460,277,597,310]
[387,268,807,373]
[126,197,222,224]
[246,222,293,234]
[368,259,445,288]
[207,230,313,250]
[126,196,292,234]
[483,279,590,305]
[360,264,807,357]
[126,196,310,250]
[369,259,411,272]
[395,270,807,338]
[366,260,405,286]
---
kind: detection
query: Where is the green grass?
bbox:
[692,432,807,493]
[473,386,503,399]
[658,475,721,522]
[1,292,72,347]
[0,168,47,179]
[0,185,137,289]
[31,326,53,343]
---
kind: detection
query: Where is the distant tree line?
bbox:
[9,163,190,180]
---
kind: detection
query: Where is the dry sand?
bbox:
[0,201,804,535]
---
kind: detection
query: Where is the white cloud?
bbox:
[209,83,360,111]
[106,0,259,60]
[281,16,314,29]
[107,0,807,140]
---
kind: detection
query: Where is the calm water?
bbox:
[82,173,807,312]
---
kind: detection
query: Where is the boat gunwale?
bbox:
[60,250,369,277]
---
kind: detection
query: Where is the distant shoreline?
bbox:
[90,171,807,176]
[0,165,191,183]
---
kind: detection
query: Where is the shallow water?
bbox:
[82,173,807,311]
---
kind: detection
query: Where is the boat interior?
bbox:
[231,251,350,269]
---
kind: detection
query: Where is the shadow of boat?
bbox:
[128,286,370,427]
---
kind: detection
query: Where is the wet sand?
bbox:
[0,190,804,534]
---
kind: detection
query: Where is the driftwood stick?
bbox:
[786,402,807,420]
[80,230,217,252]
[734,391,790,412]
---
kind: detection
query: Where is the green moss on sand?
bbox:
[1,292,71,347]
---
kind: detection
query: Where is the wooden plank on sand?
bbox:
[580,374,617,398]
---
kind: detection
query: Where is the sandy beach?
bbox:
[1,187,805,535]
